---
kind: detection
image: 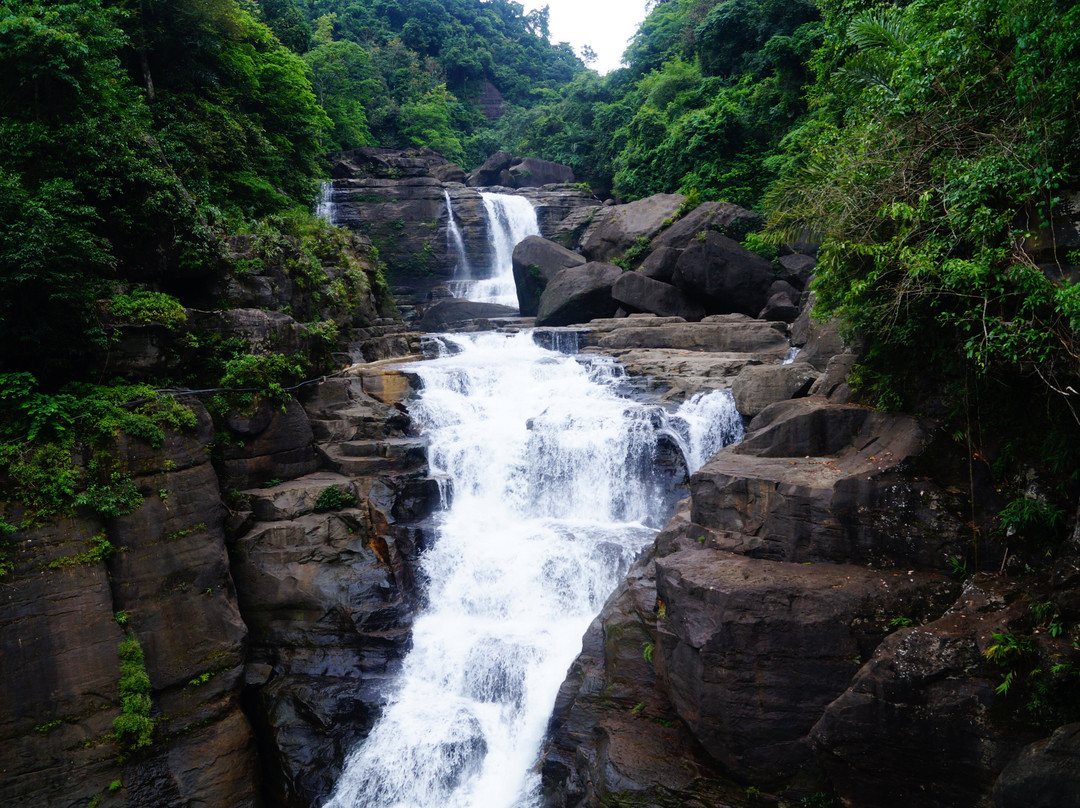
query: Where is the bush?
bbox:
[114,635,154,753]
[314,486,357,512]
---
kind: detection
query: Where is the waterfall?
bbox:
[324,333,743,808]
[448,192,539,308]
[316,181,335,224]
[444,190,471,278]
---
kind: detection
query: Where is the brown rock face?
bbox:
[654,548,956,786]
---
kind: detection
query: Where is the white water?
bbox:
[447,192,540,308]
[316,181,335,224]
[444,190,472,278]
[324,332,742,808]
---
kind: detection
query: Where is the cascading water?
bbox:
[316,181,335,224]
[324,332,743,808]
[444,190,472,278]
[447,192,540,308]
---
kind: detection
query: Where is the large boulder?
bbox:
[417,299,518,331]
[640,202,762,283]
[654,546,955,787]
[536,262,622,326]
[689,397,979,569]
[671,231,776,316]
[466,150,515,186]
[507,157,575,187]
[581,193,686,262]
[511,235,587,316]
[995,723,1080,808]
[611,271,706,321]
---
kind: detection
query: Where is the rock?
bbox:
[758,291,801,322]
[777,252,816,290]
[671,231,776,317]
[581,193,686,263]
[995,723,1080,808]
[640,202,762,283]
[218,398,317,490]
[466,150,515,186]
[653,545,956,787]
[418,299,518,331]
[611,271,707,321]
[511,235,587,316]
[811,578,1034,808]
[594,316,789,355]
[540,553,742,808]
[731,361,819,418]
[476,80,506,120]
[535,262,623,326]
[689,397,975,568]
[508,157,575,187]
[430,163,466,183]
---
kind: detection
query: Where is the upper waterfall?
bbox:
[447,192,539,308]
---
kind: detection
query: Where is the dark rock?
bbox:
[218,398,317,490]
[418,299,518,331]
[671,231,776,317]
[535,262,623,326]
[758,291,801,322]
[611,271,707,321]
[654,546,956,787]
[731,361,819,418]
[508,157,575,187]
[811,578,1034,808]
[995,723,1080,808]
[690,397,975,568]
[476,81,506,120]
[431,163,466,183]
[466,151,515,186]
[581,193,686,262]
[640,202,762,284]
[511,235,587,316]
[777,253,816,290]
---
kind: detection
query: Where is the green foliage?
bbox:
[213,353,304,413]
[106,290,187,330]
[47,531,113,569]
[314,485,357,512]
[642,641,655,663]
[113,634,154,754]
[613,236,654,270]
[997,497,1066,555]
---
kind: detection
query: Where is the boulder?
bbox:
[535,262,622,326]
[811,578,1034,808]
[430,163,466,183]
[465,150,515,186]
[581,193,686,263]
[511,235,586,316]
[995,723,1080,808]
[758,291,801,323]
[731,362,819,418]
[640,202,762,283]
[671,231,776,316]
[689,397,976,569]
[611,271,706,321]
[507,157,574,187]
[777,252,816,290]
[418,299,518,331]
[654,547,956,786]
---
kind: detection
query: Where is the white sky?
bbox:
[523,0,650,74]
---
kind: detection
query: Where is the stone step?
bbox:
[318,441,427,477]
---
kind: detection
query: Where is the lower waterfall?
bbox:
[324,332,743,808]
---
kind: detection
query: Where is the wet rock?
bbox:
[581,194,686,263]
[217,398,317,490]
[512,235,587,316]
[418,299,518,331]
[536,262,623,326]
[611,271,706,321]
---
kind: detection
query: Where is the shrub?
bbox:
[314,486,357,512]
